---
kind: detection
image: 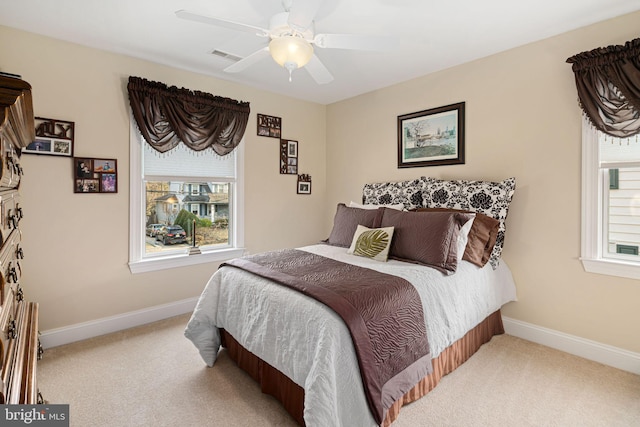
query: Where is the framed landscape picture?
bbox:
[397,102,465,168]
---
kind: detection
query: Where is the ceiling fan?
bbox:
[175,0,392,84]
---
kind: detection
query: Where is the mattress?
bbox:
[185,244,517,426]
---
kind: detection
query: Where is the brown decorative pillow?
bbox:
[324,203,384,247]
[378,208,474,274]
[413,208,499,267]
[421,176,515,268]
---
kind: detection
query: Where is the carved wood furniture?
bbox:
[0,74,42,404]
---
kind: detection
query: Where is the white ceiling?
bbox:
[1,0,639,105]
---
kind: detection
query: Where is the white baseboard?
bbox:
[503,316,640,375]
[39,297,198,349]
[38,305,640,376]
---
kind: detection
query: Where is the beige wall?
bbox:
[1,26,327,331]
[2,10,640,355]
[325,11,640,353]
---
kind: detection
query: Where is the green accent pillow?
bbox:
[347,225,395,262]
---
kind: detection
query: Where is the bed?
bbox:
[185,176,517,426]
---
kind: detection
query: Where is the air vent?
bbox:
[210,50,243,63]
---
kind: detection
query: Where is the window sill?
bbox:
[580,257,640,280]
[129,247,245,274]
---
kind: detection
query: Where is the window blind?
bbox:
[599,133,640,169]
[143,138,235,179]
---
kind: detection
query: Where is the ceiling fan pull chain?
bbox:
[285,62,295,82]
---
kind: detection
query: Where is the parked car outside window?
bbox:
[146,224,164,237]
[155,225,187,245]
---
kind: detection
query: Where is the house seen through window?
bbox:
[127,76,247,273]
[581,120,640,279]
[599,131,640,261]
[145,181,231,254]
[128,126,244,274]
[568,37,640,279]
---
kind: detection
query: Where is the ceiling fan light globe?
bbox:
[269,36,313,69]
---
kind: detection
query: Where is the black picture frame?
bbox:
[280,139,298,174]
[397,102,465,168]
[74,157,117,193]
[23,117,75,157]
[297,174,311,195]
[257,114,282,138]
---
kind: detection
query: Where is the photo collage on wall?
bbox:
[74,157,118,193]
[24,117,119,195]
[23,117,75,157]
[257,113,311,194]
[257,113,281,138]
[280,139,298,174]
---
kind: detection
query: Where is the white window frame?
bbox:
[128,122,245,274]
[581,117,640,279]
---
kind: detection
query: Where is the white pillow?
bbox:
[457,214,476,261]
[347,225,395,262]
[349,201,404,211]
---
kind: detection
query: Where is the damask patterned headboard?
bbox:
[361,176,516,268]
[361,177,428,210]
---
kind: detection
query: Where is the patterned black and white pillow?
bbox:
[422,177,516,268]
[362,178,428,210]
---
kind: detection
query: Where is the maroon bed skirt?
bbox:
[220,309,504,426]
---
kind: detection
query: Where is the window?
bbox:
[129,123,244,274]
[581,117,640,279]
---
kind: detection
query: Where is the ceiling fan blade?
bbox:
[305,54,333,84]
[313,33,396,51]
[223,47,271,73]
[287,0,322,32]
[175,10,269,37]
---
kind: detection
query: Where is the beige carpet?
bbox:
[38,314,640,427]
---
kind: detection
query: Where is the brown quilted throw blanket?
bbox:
[222,249,432,425]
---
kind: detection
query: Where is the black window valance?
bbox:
[127,76,250,156]
[566,38,640,138]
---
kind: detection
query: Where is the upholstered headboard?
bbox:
[362,177,428,210]
[361,176,516,268]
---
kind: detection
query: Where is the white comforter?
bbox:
[184,244,517,426]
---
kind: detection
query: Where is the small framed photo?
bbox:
[76,178,100,193]
[297,174,311,195]
[397,102,465,168]
[23,117,75,157]
[257,114,282,138]
[101,173,117,193]
[74,157,117,193]
[94,159,116,173]
[280,139,298,174]
[287,140,298,157]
